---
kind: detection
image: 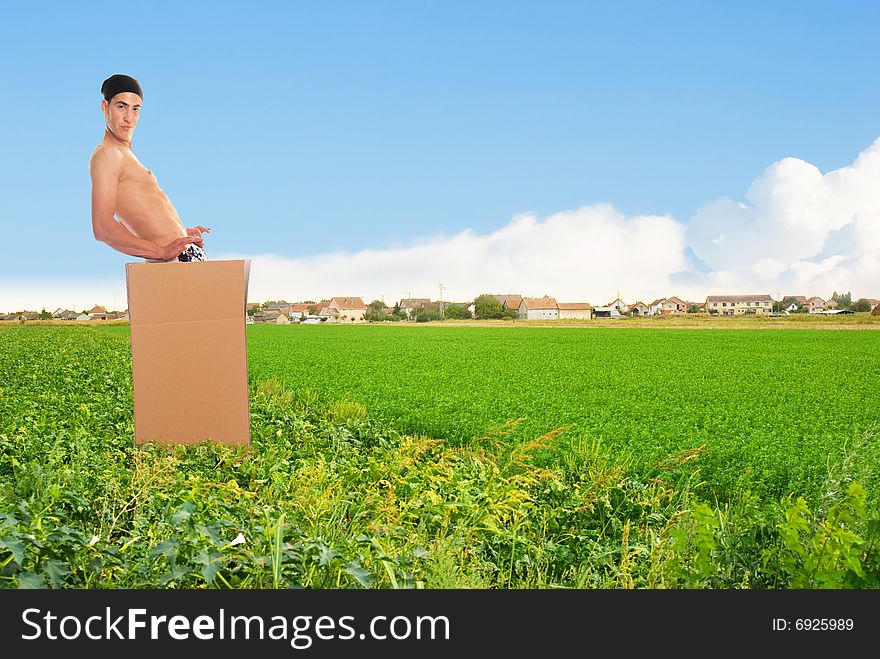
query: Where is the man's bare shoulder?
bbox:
[89,143,126,175]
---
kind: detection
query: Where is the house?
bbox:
[263,300,292,316]
[557,302,592,320]
[518,296,559,320]
[398,298,431,318]
[88,305,107,320]
[705,294,773,315]
[628,301,649,316]
[592,306,622,319]
[329,296,367,322]
[494,294,523,312]
[605,298,629,313]
[275,313,290,324]
[289,303,311,319]
[661,296,688,315]
[75,313,91,321]
[317,306,340,322]
[805,296,826,314]
[648,298,665,317]
[782,296,808,312]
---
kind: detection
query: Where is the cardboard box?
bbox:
[125,259,251,446]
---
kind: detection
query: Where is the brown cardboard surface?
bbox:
[125,259,251,446]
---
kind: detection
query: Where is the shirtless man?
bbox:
[90,74,210,262]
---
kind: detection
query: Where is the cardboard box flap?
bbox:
[125,260,249,326]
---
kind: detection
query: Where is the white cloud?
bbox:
[220,137,879,305]
[682,137,880,299]
[4,138,879,312]
[215,204,687,305]
[1,278,127,313]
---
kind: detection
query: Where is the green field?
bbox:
[242,324,880,501]
[2,323,878,588]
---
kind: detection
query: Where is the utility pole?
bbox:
[438,283,445,320]
[406,291,412,321]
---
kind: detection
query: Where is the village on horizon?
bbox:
[4,291,879,323]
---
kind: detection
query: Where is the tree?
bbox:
[687,305,701,314]
[364,299,388,322]
[413,308,441,322]
[444,303,473,320]
[501,307,519,320]
[38,308,52,320]
[473,294,503,319]
[831,291,852,309]
[851,298,872,313]
[772,300,785,312]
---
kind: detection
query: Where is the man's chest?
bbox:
[120,156,158,187]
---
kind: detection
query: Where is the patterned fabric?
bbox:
[177,243,208,262]
[144,243,208,263]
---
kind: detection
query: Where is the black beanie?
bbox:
[101,74,143,102]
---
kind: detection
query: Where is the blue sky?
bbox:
[1,0,878,310]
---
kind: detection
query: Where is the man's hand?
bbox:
[160,235,203,260]
[186,225,211,242]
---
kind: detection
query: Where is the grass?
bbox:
[1,323,878,589]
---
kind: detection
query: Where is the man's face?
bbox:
[103,92,141,141]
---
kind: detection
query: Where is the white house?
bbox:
[605,298,629,313]
[518,296,559,320]
[783,296,807,312]
[648,298,665,316]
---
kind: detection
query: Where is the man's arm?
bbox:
[89,148,165,259]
